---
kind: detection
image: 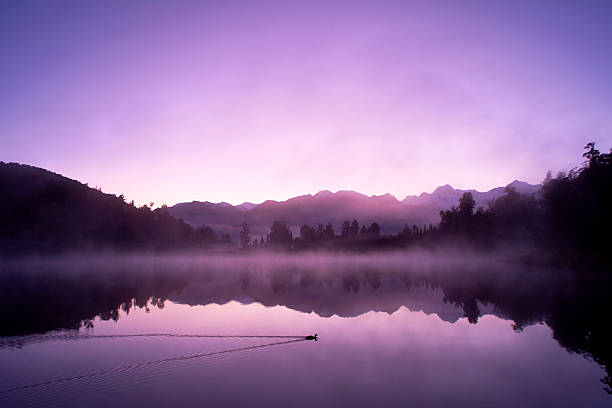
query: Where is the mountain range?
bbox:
[0,161,540,244]
[169,180,540,239]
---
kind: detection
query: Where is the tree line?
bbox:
[237,143,611,268]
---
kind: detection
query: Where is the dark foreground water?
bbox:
[0,254,610,407]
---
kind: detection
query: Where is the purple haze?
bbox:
[1,1,611,206]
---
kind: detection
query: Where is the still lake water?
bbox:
[0,254,610,407]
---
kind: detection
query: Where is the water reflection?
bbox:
[0,254,610,395]
[0,337,308,394]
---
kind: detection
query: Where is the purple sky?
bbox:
[1,1,611,206]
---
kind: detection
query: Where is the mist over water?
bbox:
[0,252,610,407]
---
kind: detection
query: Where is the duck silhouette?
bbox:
[305,334,318,341]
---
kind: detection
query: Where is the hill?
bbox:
[0,162,216,254]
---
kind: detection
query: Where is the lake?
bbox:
[0,253,610,407]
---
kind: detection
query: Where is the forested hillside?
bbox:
[0,163,219,254]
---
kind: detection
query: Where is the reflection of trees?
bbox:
[428,267,612,394]
[545,280,612,394]
[342,273,360,293]
[0,265,191,337]
[1,259,610,394]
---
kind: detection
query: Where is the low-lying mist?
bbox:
[0,246,540,273]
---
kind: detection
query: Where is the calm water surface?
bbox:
[0,255,610,407]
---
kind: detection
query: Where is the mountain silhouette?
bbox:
[170,182,540,239]
[402,180,540,209]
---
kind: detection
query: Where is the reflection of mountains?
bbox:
[0,256,609,394]
[0,256,597,333]
[0,256,527,336]
[171,273,467,323]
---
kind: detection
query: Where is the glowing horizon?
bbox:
[2,1,611,206]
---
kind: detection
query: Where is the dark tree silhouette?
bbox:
[324,223,335,239]
[299,224,316,243]
[195,225,217,245]
[349,219,360,235]
[269,220,293,249]
[317,223,324,238]
[539,142,612,267]
[239,222,251,249]
[341,220,351,237]
[367,223,381,236]
[459,192,476,218]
